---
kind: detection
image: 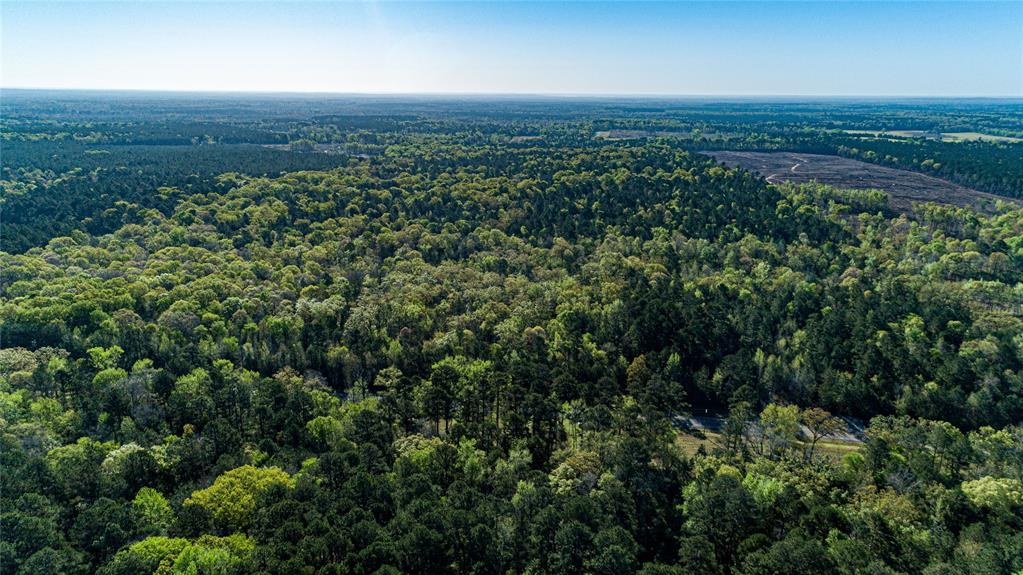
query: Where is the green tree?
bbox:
[421,360,459,434]
[801,407,842,460]
[757,404,800,458]
[132,488,175,537]
[184,466,294,532]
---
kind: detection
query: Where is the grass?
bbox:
[843,129,933,139]
[843,129,1021,144]
[676,431,718,456]
[675,430,862,460]
[940,132,1022,143]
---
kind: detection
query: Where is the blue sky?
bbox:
[2,1,1021,96]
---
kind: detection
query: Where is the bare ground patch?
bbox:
[703,151,1020,213]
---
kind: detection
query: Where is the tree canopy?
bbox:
[2,94,1022,575]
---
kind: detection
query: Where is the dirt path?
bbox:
[766,156,806,183]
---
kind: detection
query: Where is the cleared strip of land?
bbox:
[842,129,1022,143]
[704,151,1020,212]
[941,132,1023,143]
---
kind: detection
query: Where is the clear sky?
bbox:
[2,1,1021,97]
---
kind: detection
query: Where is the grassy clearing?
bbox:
[676,430,862,460]
[843,129,934,139]
[842,129,1021,143]
[594,129,737,141]
[940,132,1022,143]
[677,432,718,456]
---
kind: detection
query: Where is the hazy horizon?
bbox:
[4,87,1023,101]
[3,1,1021,98]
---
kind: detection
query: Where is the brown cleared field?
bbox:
[704,151,1020,212]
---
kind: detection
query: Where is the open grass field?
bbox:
[844,129,935,139]
[594,129,737,141]
[940,131,1023,143]
[843,129,1022,143]
[704,150,1021,212]
[594,129,678,140]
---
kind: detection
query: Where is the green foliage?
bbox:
[98,535,253,575]
[184,466,294,532]
[961,477,1023,513]
[98,536,189,575]
[738,533,835,575]
[16,546,90,575]
[168,534,254,575]
[305,415,345,451]
[2,97,1022,575]
[132,488,175,537]
[757,404,800,458]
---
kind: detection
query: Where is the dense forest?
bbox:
[2,92,1022,575]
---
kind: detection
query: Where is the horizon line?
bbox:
[3,86,1022,101]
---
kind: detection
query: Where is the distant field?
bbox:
[595,129,677,140]
[704,151,1020,212]
[844,129,935,139]
[941,131,1023,143]
[843,129,1022,143]
[594,129,735,141]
